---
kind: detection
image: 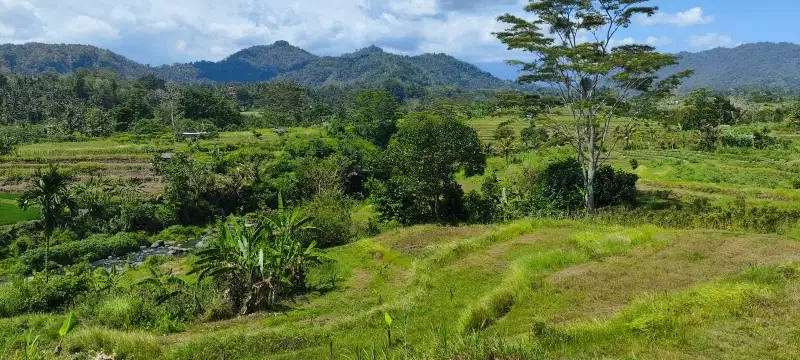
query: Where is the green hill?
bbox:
[0,41,509,88]
[662,42,800,91]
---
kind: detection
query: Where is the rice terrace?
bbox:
[2,0,800,359]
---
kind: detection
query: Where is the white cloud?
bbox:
[639,7,714,27]
[63,15,119,39]
[389,0,438,17]
[688,33,736,49]
[0,0,527,64]
[645,36,672,46]
[608,36,672,48]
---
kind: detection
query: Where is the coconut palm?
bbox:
[18,164,76,281]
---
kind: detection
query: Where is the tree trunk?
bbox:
[44,231,50,282]
[585,166,596,214]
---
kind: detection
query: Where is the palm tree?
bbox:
[18,164,76,281]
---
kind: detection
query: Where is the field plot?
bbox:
[5,220,800,359]
[0,193,38,225]
[0,129,288,194]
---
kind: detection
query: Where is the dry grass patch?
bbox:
[547,231,800,322]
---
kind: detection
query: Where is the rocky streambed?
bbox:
[91,237,208,269]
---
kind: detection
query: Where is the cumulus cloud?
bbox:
[639,7,714,27]
[688,33,737,49]
[0,0,528,64]
[608,36,672,48]
[0,0,693,66]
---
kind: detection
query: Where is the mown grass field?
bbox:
[4,220,800,359]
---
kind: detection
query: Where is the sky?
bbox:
[0,0,798,79]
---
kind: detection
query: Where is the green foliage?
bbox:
[299,193,353,248]
[350,89,400,147]
[19,232,146,272]
[370,112,486,224]
[190,202,320,314]
[152,225,204,244]
[721,127,791,149]
[677,88,741,130]
[179,86,242,128]
[0,266,93,317]
[494,0,687,212]
[18,165,77,278]
[522,159,638,213]
[520,122,549,150]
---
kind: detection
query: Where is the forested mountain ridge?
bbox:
[0,43,151,79]
[0,41,508,88]
[661,42,800,91]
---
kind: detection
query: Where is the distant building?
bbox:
[181,132,208,139]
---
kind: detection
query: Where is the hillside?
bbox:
[0,41,508,88]
[0,43,150,79]
[662,42,800,91]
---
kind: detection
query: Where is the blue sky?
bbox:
[0,0,796,79]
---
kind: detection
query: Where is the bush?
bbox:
[629,158,639,170]
[0,266,93,317]
[792,178,800,190]
[299,193,353,248]
[20,232,147,272]
[464,190,497,224]
[152,225,204,244]
[594,166,639,208]
[524,159,638,212]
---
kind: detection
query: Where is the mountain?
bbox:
[662,42,800,91]
[0,41,508,89]
[0,43,150,78]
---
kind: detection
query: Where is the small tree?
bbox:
[18,165,76,281]
[495,0,691,212]
[493,122,517,163]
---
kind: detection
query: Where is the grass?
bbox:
[0,193,38,225]
[5,221,800,359]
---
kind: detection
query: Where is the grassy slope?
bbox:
[464,116,800,210]
[5,221,800,359]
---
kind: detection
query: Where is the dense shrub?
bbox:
[299,193,353,248]
[0,221,40,258]
[20,232,147,272]
[523,159,638,212]
[464,190,497,224]
[0,266,93,317]
[721,128,790,149]
[594,166,639,208]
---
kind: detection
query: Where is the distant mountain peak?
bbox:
[0,41,509,89]
[661,41,800,91]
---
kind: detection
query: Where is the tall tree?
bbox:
[495,0,691,212]
[18,165,76,281]
[351,89,400,147]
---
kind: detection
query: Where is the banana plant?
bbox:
[190,193,320,314]
[54,312,78,355]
